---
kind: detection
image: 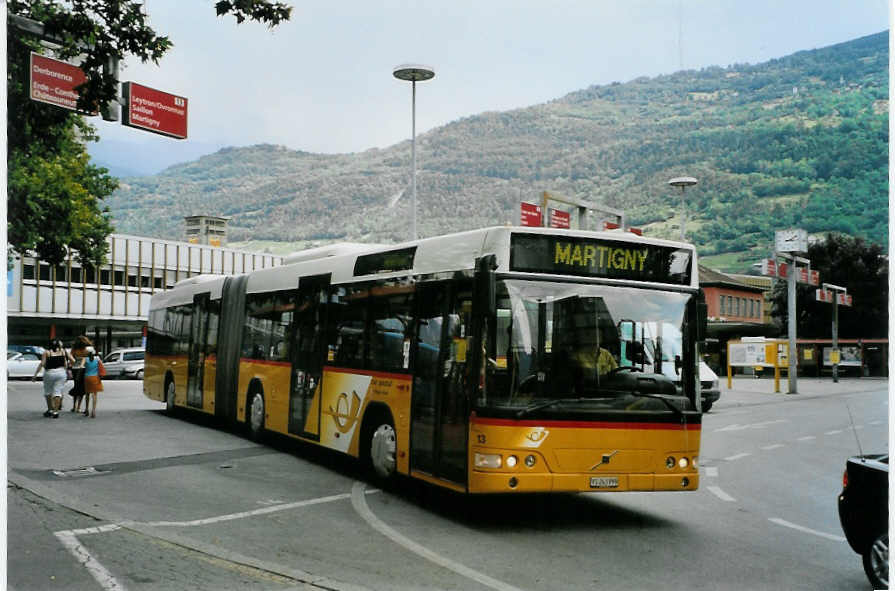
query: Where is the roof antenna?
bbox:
[845,402,864,460]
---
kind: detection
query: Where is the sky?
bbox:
[86,0,891,175]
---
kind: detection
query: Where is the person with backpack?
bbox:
[69,335,93,413]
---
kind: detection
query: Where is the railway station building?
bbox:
[7,233,282,355]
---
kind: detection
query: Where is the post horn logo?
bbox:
[329,390,362,434]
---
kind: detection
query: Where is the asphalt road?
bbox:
[6,376,889,590]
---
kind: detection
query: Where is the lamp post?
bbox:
[668,176,698,242]
[393,64,435,241]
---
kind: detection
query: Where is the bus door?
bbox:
[410,282,470,485]
[288,274,330,439]
[187,292,212,409]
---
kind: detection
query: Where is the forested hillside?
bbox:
[106,32,888,270]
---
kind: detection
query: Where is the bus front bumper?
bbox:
[467,471,700,494]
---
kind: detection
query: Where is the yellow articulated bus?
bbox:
[145,226,706,494]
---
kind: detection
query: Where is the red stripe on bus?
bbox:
[238,358,291,367]
[323,366,411,380]
[471,417,701,430]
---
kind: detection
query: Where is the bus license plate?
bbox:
[589,476,619,489]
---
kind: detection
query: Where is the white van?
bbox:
[620,321,721,412]
[102,347,145,379]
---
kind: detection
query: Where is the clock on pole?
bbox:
[775,229,807,253]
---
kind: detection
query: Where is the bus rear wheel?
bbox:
[366,418,397,481]
[247,391,265,441]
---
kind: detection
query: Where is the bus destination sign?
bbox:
[122,82,188,139]
[509,234,692,285]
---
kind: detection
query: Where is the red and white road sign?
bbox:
[520,202,542,227]
[761,259,777,277]
[122,82,188,139]
[549,208,570,229]
[816,289,834,303]
[29,52,96,114]
[837,293,853,306]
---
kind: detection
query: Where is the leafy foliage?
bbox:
[105,32,888,268]
[7,0,293,265]
[769,234,888,338]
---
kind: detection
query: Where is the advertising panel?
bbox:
[122,82,188,139]
[823,346,861,367]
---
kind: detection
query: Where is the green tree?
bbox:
[7,0,292,265]
[770,234,888,339]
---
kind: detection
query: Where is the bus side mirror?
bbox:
[475,254,498,316]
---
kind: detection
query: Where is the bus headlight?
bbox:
[474,453,502,469]
[506,455,518,468]
[524,454,537,467]
[666,456,676,469]
[678,457,689,469]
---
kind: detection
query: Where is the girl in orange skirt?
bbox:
[82,351,104,418]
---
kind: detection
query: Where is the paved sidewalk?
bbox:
[718,375,889,408]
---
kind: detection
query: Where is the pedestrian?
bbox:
[82,350,105,418]
[69,335,93,412]
[32,339,75,418]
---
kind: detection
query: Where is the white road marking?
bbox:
[706,486,736,502]
[142,491,363,527]
[55,490,381,589]
[796,436,816,441]
[724,452,751,461]
[761,444,784,450]
[714,419,788,432]
[825,429,842,435]
[350,482,525,591]
[768,518,846,542]
[54,528,127,591]
[704,466,719,478]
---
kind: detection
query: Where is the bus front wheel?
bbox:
[247,391,265,441]
[366,417,397,481]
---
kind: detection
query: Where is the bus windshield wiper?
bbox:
[628,392,684,418]
[515,398,583,418]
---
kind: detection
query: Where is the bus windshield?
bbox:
[482,279,695,413]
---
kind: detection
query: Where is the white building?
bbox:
[7,233,282,353]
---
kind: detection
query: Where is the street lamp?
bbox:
[393,64,435,241]
[668,176,698,242]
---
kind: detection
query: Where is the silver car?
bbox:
[102,348,145,379]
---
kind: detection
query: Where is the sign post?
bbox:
[121,82,188,139]
[817,283,852,383]
[775,229,809,394]
[519,202,543,227]
[29,52,97,114]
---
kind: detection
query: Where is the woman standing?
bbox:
[83,350,104,418]
[32,339,75,418]
[69,336,93,412]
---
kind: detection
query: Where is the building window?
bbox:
[719,295,725,315]
[39,264,51,281]
[70,267,82,283]
[23,264,35,280]
[100,269,111,285]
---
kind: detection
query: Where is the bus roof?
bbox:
[150,226,698,309]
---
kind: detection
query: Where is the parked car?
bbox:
[838,454,889,589]
[8,345,45,356]
[7,351,43,379]
[102,348,145,379]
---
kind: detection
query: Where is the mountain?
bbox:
[104,32,889,271]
